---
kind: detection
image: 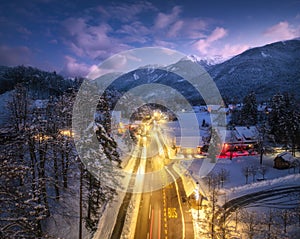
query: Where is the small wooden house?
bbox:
[274,152,298,169]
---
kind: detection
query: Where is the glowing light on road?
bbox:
[59,129,74,137]
[194,188,199,201]
[33,133,51,141]
[73,47,226,193]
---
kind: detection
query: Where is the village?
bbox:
[112,102,299,170]
[104,99,300,239]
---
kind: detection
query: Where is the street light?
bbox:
[196,181,200,220]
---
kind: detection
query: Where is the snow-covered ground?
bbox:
[43,167,91,239]
[184,153,300,196]
[178,152,300,239]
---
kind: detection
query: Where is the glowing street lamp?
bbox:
[196,181,200,220]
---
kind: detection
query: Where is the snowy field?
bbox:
[181,153,300,199]
[178,153,300,239]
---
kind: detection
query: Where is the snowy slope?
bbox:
[100,39,300,105]
[209,39,300,102]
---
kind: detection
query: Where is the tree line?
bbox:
[0,81,120,238]
[230,91,300,155]
[199,172,300,239]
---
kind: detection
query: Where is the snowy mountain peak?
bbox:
[183,54,202,63]
[181,54,225,66]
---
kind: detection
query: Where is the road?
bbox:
[219,185,300,220]
[110,148,143,239]
[133,126,194,239]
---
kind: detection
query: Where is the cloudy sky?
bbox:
[0,0,300,77]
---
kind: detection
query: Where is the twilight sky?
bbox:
[0,0,300,77]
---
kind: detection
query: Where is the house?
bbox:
[217,126,259,156]
[220,126,259,147]
[274,152,299,169]
[170,113,205,155]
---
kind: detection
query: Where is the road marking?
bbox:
[158,209,161,239]
[167,208,178,218]
[149,209,154,239]
[149,204,152,219]
[165,167,185,239]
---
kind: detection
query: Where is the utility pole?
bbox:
[196,181,200,220]
[230,125,235,160]
[79,162,83,239]
[259,124,265,165]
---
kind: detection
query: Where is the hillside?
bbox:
[1,39,299,107]
[0,66,81,98]
[100,39,300,105]
[209,39,300,102]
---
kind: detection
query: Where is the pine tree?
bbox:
[268,93,286,143]
[73,83,122,234]
[268,92,300,151]
[240,91,258,125]
[208,128,222,163]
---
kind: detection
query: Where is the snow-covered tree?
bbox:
[258,165,268,180]
[240,91,258,125]
[7,84,28,132]
[73,83,122,233]
[268,92,300,153]
[217,168,230,188]
[242,166,251,184]
[201,173,219,239]
[239,210,260,239]
[0,142,48,238]
[207,128,222,163]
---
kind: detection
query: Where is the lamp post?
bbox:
[196,181,200,220]
[229,124,235,160]
[259,124,265,165]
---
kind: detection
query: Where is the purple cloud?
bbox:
[194,27,228,54]
[154,6,182,30]
[62,17,131,60]
[60,55,95,77]
[263,21,299,42]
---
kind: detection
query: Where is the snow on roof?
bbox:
[217,126,259,144]
[234,126,259,141]
[276,152,296,162]
[176,136,203,148]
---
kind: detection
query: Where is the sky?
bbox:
[0,0,300,77]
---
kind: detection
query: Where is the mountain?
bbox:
[209,39,300,102]
[181,54,225,70]
[103,39,300,105]
[105,67,203,106]
[1,39,299,107]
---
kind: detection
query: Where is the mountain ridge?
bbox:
[1,39,299,104]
